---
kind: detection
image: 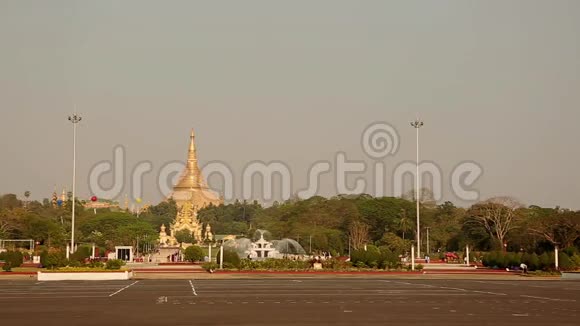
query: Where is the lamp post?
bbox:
[68,113,82,255]
[426,227,431,256]
[411,118,424,258]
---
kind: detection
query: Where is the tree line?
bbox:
[1,192,579,259]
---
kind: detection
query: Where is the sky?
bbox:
[1,0,579,209]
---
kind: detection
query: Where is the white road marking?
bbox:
[520,295,576,302]
[388,281,508,296]
[473,291,507,296]
[189,280,198,296]
[0,295,109,299]
[109,281,139,297]
[512,314,529,317]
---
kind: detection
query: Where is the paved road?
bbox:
[1,278,579,325]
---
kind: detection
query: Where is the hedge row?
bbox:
[350,245,402,270]
[482,251,580,271]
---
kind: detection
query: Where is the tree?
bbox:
[184,245,204,262]
[527,208,580,249]
[348,221,369,251]
[395,209,412,240]
[403,188,436,206]
[174,230,195,244]
[466,197,523,251]
[0,214,16,238]
[379,232,412,255]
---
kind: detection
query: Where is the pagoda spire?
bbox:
[188,129,198,165]
[174,129,205,190]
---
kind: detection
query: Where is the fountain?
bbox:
[223,230,307,260]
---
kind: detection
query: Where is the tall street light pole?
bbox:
[426,227,431,256]
[411,118,424,258]
[68,113,82,254]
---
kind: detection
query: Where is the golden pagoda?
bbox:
[159,129,221,247]
[169,129,222,210]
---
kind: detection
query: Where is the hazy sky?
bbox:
[1,1,579,208]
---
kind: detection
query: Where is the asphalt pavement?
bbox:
[1,278,579,325]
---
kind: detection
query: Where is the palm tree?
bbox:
[396,209,412,240]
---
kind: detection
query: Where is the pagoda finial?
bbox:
[189,129,197,161]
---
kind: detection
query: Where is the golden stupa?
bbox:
[159,130,221,247]
[169,129,222,210]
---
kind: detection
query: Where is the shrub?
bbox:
[88,260,105,269]
[539,252,552,271]
[483,252,505,268]
[495,253,507,269]
[202,262,219,272]
[482,252,494,267]
[216,249,241,269]
[0,251,24,268]
[2,261,12,272]
[558,253,575,271]
[416,264,424,271]
[563,247,577,257]
[571,255,580,269]
[528,253,540,271]
[184,246,204,263]
[379,248,401,270]
[105,259,125,270]
[351,245,382,268]
[40,250,67,269]
[506,252,521,268]
[322,258,350,271]
[70,246,92,263]
[67,260,83,267]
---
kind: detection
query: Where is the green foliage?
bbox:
[528,253,540,271]
[175,230,195,244]
[379,248,402,270]
[351,245,402,270]
[0,251,23,268]
[70,246,92,263]
[88,260,105,269]
[483,252,523,269]
[506,252,521,268]
[78,212,156,250]
[216,249,241,269]
[522,253,541,271]
[105,259,125,270]
[378,232,412,255]
[2,261,12,272]
[202,262,219,272]
[2,192,580,261]
[40,250,67,269]
[351,245,382,268]
[416,264,424,271]
[238,259,311,271]
[184,246,204,262]
[321,258,351,270]
[571,255,580,268]
[558,253,575,271]
[539,252,554,271]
